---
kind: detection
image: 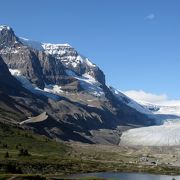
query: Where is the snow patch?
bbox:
[0,48,19,54]
[65,70,104,97]
[43,43,71,48]
[79,73,104,97]
[80,54,96,67]
[44,84,63,94]
[9,69,60,100]
[9,69,21,76]
[85,58,96,67]
[42,43,71,57]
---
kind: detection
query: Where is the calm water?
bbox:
[64,172,180,180]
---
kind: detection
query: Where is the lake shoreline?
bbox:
[62,171,180,180]
[1,159,180,179]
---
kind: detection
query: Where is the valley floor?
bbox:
[1,124,180,179]
[2,143,180,179]
[71,143,180,170]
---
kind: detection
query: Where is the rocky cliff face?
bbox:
[20,38,106,85]
[0,25,155,144]
[0,55,28,123]
[42,43,106,85]
[0,55,20,92]
[0,25,22,50]
[0,26,80,91]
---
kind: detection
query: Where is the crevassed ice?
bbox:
[120,120,180,146]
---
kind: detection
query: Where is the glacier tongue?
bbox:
[120,120,180,146]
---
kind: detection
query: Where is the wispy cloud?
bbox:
[123,90,167,104]
[145,13,156,20]
[121,90,180,117]
[123,90,180,106]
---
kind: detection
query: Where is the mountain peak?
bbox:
[0,25,21,49]
[19,37,104,84]
[0,25,11,31]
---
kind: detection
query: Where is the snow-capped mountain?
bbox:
[20,32,180,118]
[2,25,180,146]
[20,37,105,85]
[19,35,158,116]
[19,36,170,117]
[0,25,155,145]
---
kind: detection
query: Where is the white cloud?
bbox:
[123,90,167,104]
[145,13,156,20]
[123,90,180,107]
[123,90,180,116]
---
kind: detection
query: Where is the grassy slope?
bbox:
[0,123,111,179]
[0,123,68,157]
[0,123,70,178]
[0,122,180,179]
[0,123,122,180]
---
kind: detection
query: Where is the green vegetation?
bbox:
[0,107,24,121]
[0,122,180,179]
[0,123,116,179]
[0,122,71,178]
[0,123,68,157]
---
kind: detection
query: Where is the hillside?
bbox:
[0,25,155,145]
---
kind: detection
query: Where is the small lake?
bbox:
[64,172,180,180]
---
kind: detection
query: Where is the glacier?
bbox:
[119,92,180,146]
[120,119,180,146]
[17,35,180,147]
[9,69,61,100]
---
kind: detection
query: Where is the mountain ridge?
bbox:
[0,25,157,145]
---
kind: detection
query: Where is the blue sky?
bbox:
[0,0,180,99]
